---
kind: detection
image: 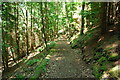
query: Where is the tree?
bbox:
[80,2,85,35]
[40,2,47,52]
[100,2,107,34]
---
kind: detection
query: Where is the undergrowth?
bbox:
[12,41,56,79]
[70,27,120,79]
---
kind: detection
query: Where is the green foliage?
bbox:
[70,36,81,48]
[92,64,102,79]
[104,47,116,51]
[92,48,111,78]
[13,74,24,80]
[39,53,45,57]
[83,33,93,41]
[109,65,120,78]
[70,28,96,49]
[94,52,107,61]
[108,54,119,61]
[92,63,107,79]
[38,47,44,52]
[98,57,107,63]
[25,59,42,66]
[31,59,49,78]
[47,41,56,49]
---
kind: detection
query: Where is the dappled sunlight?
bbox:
[27,51,40,60]
[104,41,120,53]
[98,36,104,42]
[43,40,94,78]
[8,61,17,67]
[67,42,71,44]
[45,55,51,59]
[49,53,65,61]
[110,65,120,72]
[75,59,81,64]
[84,27,88,34]
[109,29,114,32]
[102,65,120,79]
[2,1,120,79]
[70,32,80,42]
[114,60,120,65]
[106,44,118,49]
[110,53,118,57]
[102,72,110,78]
[55,57,64,61]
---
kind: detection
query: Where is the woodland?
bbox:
[1,1,120,80]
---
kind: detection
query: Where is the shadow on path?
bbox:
[42,40,94,78]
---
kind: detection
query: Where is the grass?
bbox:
[7,41,57,79]
[25,59,42,66]
[30,59,49,79]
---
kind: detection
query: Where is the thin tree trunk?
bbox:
[31,3,34,50]
[40,2,47,52]
[80,2,85,35]
[26,8,29,56]
[101,2,107,34]
[55,2,59,38]
[65,2,70,39]
[44,2,49,41]
[111,3,114,22]
[2,3,9,70]
[108,2,111,24]
[15,3,20,60]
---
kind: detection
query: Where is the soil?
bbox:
[41,39,94,78]
[2,35,94,78]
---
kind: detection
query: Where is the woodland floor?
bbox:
[3,36,95,78]
[41,36,94,78]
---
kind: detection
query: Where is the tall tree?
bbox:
[100,2,107,34]
[40,2,47,52]
[25,3,29,55]
[14,3,20,59]
[30,2,34,50]
[80,2,85,35]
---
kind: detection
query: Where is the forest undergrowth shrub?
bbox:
[31,59,49,78]
[92,47,120,79]
[29,42,56,78]
[13,41,56,79]
[25,59,42,66]
[92,64,102,78]
[92,49,110,79]
[93,63,108,79]
[92,58,108,79]
[70,33,93,49]
[70,27,98,49]
[13,74,25,80]
[47,41,56,49]
[108,53,120,61]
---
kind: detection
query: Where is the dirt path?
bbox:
[42,40,94,78]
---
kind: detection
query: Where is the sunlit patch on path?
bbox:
[41,40,94,78]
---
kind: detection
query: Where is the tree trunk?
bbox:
[26,7,29,56]
[65,2,70,39]
[15,3,20,60]
[40,2,47,52]
[108,2,111,24]
[80,2,85,35]
[31,3,34,50]
[100,2,107,34]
